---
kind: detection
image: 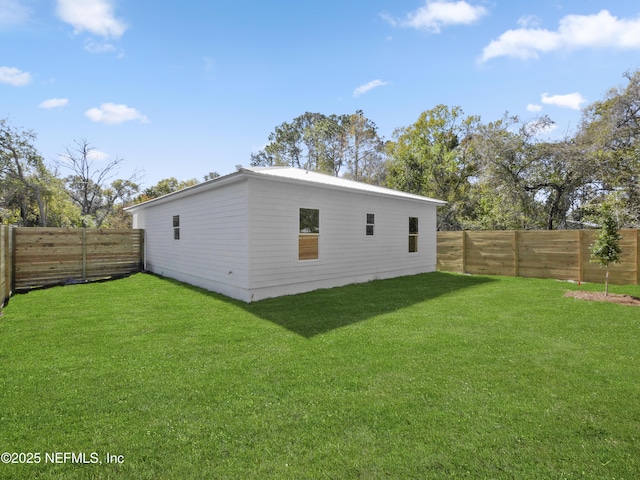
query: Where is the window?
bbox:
[173,215,180,240]
[366,213,375,236]
[408,217,418,253]
[299,208,319,260]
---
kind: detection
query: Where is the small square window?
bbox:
[409,217,418,235]
[300,208,319,234]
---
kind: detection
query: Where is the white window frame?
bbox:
[298,207,320,261]
[365,212,375,238]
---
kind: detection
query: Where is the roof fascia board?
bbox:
[124,171,247,212]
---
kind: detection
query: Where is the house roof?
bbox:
[125,166,446,212]
[244,167,446,205]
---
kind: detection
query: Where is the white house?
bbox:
[125,167,445,302]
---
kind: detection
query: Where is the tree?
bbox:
[38,173,83,227]
[134,177,199,204]
[590,204,622,296]
[580,69,640,227]
[251,112,344,174]
[468,113,600,230]
[523,136,598,230]
[251,111,385,181]
[343,110,386,184]
[0,119,52,226]
[58,140,140,227]
[467,114,544,229]
[385,105,481,230]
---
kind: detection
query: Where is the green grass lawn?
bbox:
[0,272,639,479]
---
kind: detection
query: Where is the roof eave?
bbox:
[124,170,246,212]
[241,167,447,206]
[124,167,447,213]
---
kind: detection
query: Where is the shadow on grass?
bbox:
[242,272,495,338]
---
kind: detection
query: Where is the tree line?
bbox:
[251,70,640,231]
[0,125,137,228]
[2,69,639,230]
[0,123,212,228]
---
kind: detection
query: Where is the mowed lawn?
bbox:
[0,272,639,479]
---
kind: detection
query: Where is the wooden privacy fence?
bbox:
[437,229,640,286]
[0,228,145,303]
[0,225,12,307]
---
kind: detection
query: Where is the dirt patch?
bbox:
[565,290,640,307]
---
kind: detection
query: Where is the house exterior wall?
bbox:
[132,179,252,301]
[129,171,440,303]
[245,176,438,301]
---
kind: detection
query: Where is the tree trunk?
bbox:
[33,185,47,227]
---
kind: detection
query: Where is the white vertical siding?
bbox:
[246,177,438,300]
[135,179,251,301]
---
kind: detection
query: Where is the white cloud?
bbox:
[481,28,560,61]
[39,98,69,109]
[0,66,31,86]
[527,103,543,112]
[517,15,541,29]
[541,92,586,110]
[87,149,110,161]
[385,1,488,33]
[0,0,31,27]
[481,10,640,62]
[84,40,116,54]
[58,148,109,163]
[56,0,127,38]
[353,79,390,97]
[85,103,149,125]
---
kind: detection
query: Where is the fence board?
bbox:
[13,228,144,290]
[437,229,639,286]
[436,231,464,273]
[517,230,580,281]
[464,231,516,277]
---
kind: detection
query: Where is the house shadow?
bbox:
[242,272,495,338]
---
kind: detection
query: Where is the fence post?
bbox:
[461,231,467,274]
[2,225,10,306]
[4,226,9,304]
[82,228,87,282]
[138,229,145,272]
[0,226,5,307]
[10,227,16,295]
[513,230,519,278]
[636,229,639,285]
[578,229,584,284]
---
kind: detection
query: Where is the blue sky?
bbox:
[2,0,640,188]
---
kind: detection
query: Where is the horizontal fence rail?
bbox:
[437,229,640,285]
[13,228,144,291]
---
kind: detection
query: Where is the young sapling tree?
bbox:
[590,205,622,296]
